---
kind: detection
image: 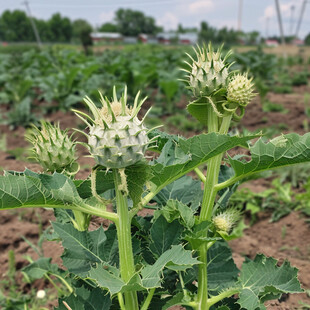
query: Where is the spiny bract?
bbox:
[26,121,77,173]
[227,73,256,107]
[212,209,241,234]
[74,87,151,169]
[183,43,232,98]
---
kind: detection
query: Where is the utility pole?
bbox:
[290,4,295,36]
[274,0,285,45]
[22,1,42,48]
[295,0,307,39]
[265,17,270,39]
[237,0,243,31]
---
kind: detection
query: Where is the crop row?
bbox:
[0,45,309,129]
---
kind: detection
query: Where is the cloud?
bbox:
[99,11,114,23]
[189,0,214,14]
[263,1,296,20]
[157,12,179,30]
[264,5,275,19]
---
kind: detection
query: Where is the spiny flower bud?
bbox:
[74,86,154,169]
[26,121,78,174]
[213,209,241,234]
[183,43,232,98]
[227,73,256,107]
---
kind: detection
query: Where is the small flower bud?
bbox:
[26,121,78,174]
[227,73,256,107]
[36,289,46,299]
[213,209,241,234]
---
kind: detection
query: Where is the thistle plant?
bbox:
[0,44,308,310]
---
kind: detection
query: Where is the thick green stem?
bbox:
[141,288,155,310]
[197,243,209,310]
[113,169,139,310]
[197,112,232,310]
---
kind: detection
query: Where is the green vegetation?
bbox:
[0,43,308,310]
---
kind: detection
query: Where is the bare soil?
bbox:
[1,83,310,309]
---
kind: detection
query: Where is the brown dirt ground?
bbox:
[0,82,310,309]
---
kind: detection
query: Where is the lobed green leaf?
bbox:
[237,254,303,309]
[229,133,310,181]
[150,132,260,192]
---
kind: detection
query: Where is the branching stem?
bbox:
[113,169,139,310]
[141,288,156,310]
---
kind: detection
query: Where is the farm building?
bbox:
[90,32,123,43]
[178,32,198,45]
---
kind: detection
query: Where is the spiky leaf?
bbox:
[150,132,260,192]
[228,133,310,182]
[237,254,303,310]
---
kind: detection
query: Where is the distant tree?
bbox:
[72,19,93,54]
[177,24,198,33]
[305,33,310,46]
[99,22,118,33]
[35,18,51,42]
[48,13,73,42]
[114,9,160,36]
[199,21,216,43]
[199,21,243,45]
[0,10,34,41]
[247,31,260,44]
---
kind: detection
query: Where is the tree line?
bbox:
[0,8,268,46]
[0,10,93,43]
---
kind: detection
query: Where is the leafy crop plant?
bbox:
[0,43,308,310]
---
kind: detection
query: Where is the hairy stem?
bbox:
[91,167,108,207]
[197,244,209,310]
[113,169,139,310]
[207,287,240,307]
[197,111,232,310]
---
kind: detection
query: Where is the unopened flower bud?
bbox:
[26,121,78,174]
[184,43,231,98]
[227,73,256,107]
[74,86,152,169]
[213,209,241,233]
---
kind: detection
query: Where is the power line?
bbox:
[295,0,307,38]
[274,0,285,45]
[237,0,243,31]
[23,0,184,7]
[22,0,42,47]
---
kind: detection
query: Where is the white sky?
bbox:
[0,0,309,39]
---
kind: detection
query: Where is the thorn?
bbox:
[83,96,100,120]
[146,125,163,134]
[121,86,127,116]
[141,107,152,123]
[113,85,118,103]
[76,141,90,150]
[99,92,116,123]
[131,95,147,119]
[73,128,89,139]
[73,111,92,128]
